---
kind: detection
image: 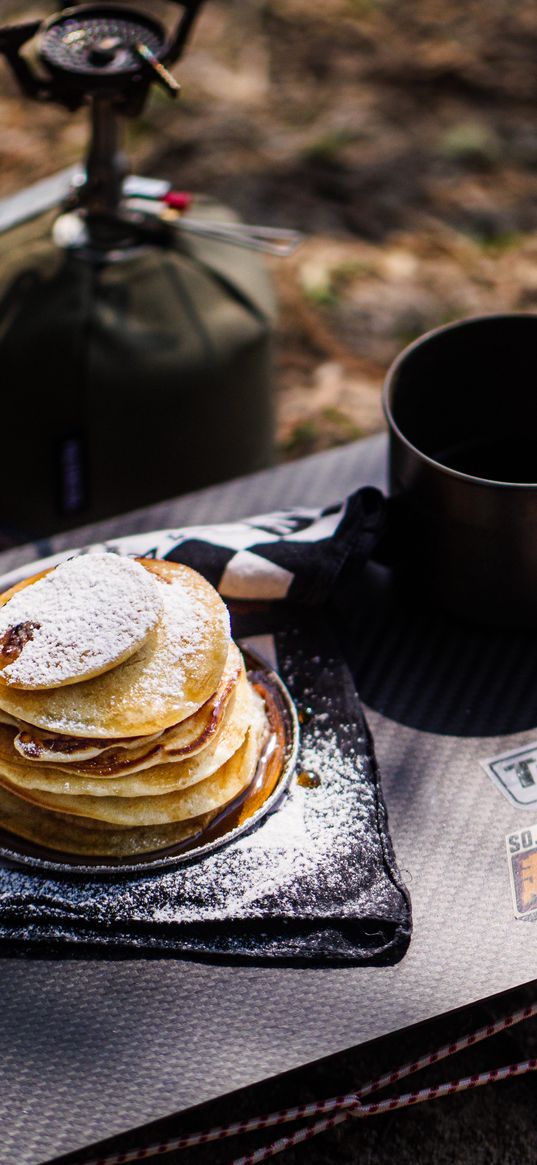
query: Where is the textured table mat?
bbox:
[1,436,537,1165]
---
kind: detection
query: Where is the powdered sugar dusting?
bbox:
[123,631,384,927]
[0,554,163,689]
[0,563,231,737]
[115,569,231,723]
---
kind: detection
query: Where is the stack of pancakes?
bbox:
[0,553,268,858]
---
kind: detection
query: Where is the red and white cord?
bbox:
[77,1000,537,1165]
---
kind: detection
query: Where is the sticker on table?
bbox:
[506,824,537,918]
[481,741,537,807]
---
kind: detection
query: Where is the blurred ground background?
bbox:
[2,0,537,461]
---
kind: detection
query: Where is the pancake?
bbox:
[0,781,219,857]
[0,709,21,729]
[13,641,243,769]
[0,666,254,796]
[0,559,231,738]
[0,553,163,689]
[0,697,266,826]
[13,723,163,764]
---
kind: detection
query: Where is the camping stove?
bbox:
[0,2,286,541]
[0,2,201,247]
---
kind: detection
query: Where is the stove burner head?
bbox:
[0,1,200,111]
[0,0,202,229]
[39,4,166,87]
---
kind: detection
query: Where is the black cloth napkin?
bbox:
[0,487,412,964]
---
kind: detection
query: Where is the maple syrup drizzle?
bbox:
[298,705,314,725]
[158,669,290,859]
[297,770,321,789]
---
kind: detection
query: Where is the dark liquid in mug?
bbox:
[433,436,537,483]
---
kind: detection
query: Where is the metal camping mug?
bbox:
[383,313,537,628]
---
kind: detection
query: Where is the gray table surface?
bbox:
[2,435,537,1165]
